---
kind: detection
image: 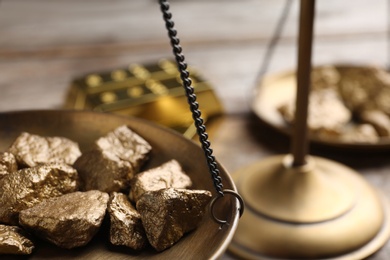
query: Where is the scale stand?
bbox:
[229,0,390,259]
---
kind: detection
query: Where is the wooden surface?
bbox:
[1,0,390,259]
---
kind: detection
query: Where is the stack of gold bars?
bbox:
[65,59,223,138]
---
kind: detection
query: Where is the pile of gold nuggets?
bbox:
[278,65,390,143]
[0,125,211,255]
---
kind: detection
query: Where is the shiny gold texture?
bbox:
[0,152,17,180]
[8,132,81,168]
[74,149,133,192]
[19,191,109,249]
[145,79,168,95]
[0,225,34,255]
[95,125,152,171]
[100,91,118,103]
[130,65,150,80]
[229,155,390,259]
[74,125,152,192]
[127,86,144,98]
[136,188,212,252]
[108,192,147,250]
[0,110,241,259]
[85,74,102,87]
[65,60,223,138]
[129,159,192,202]
[158,59,177,74]
[111,70,127,81]
[0,163,79,225]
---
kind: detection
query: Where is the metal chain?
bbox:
[255,0,292,84]
[158,0,224,197]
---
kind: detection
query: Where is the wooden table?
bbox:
[1,1,390,259]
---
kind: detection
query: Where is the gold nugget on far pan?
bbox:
[278,88,351,133]
[8,132,81,168]
[339,124,380,143]
[136,188,212,252]
[108,192,146,250]
[0,152,17,180]
[0,163,79,225]
[129,159,192,202]
[0,225,34,255]
[19,191,109,249]
[359,110,390,137]
[338,67,390,115]
[74,125,151,192]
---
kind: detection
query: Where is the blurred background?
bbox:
[0,0,388,114]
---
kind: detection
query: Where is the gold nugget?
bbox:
[339,66,390,116]
[278,88,351,133]
[0,163,79,225]
[108,192,146,250]
[74,125,151,192]
[19,191,109,249]
[0,152,17,180]
[0,225,34,255]
[129,159,192,202]
[136,188,212,252]
[359,110,390,137]
[8,132,81,168]
[339,124,379,143]
[95,125,151,173]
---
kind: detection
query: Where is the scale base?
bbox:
[229,155,390,259]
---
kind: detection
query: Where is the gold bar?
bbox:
[64,59,223,138]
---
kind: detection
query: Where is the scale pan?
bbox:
[0,110,240,260]
[252,64,390,151]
